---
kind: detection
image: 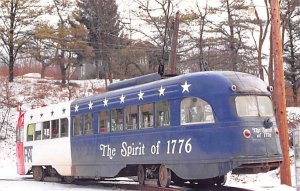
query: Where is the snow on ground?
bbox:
[0,74,297,190]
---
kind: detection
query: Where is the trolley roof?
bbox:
[24,101,72,125]
[70,71,270,114]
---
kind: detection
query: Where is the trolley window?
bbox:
[181,97,215,125]
[27,124,34,141]
[98,111,110,133]
[84,113,93,135]
[125,105,138,130]
[60,118,68,137]
[34,123,42,140]
[43,121,50,140]
[236,96,274,117]
[155,101,170,127]
[17,126,24,142]
[139,103,153,128]
[111,109,123,132]
[51,119,59,139]
[73,115,82,136]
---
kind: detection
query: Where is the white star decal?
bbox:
[88,101,93,109]
[138,90,144,100]
[103,97,109,106]
[158,85,166,96]
[181,81,191,93]
[74,104,79,112]
[120,94,126,103]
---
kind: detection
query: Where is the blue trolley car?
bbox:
[17,71,282,187]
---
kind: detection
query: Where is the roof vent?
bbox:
[107,73,161,91]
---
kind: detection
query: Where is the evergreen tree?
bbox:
[77,0,122,84]
[283,5,300,105]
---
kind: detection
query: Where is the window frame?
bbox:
[60,118,69,138]
[235,95,274,117]
[73,115,83,136]
[155,101,170,128]
[98,110,110,134]
[139,103,154,129]
[51,119,59,139]
[34,123,42,141]
[83,113,93,135]
[180,97,215,125]
[111,108,124,132]
[124,105,138,130]
[42,121,50,140]
[27,124,34,142]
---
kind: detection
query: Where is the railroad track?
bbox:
[0,177,253,191]
[75,178,254,191]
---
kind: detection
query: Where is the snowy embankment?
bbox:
[0,74,296,190]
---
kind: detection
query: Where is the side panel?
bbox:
[23,101,73,176]
[70,125,243,179]
[24,138,72,176]
[70,122,282,179]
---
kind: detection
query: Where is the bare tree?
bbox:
[33,0,93,84]
[0,78,14,139]
[248,0,270,80]
[180,0,216,72]
[0,0,45,82]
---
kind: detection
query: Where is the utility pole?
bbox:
[270,0,292,186]
[168,11,180,75]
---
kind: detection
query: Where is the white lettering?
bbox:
[252,128,261,133]
[121,142,145,157]
[167,138,192,154]
[151,141,160,155]
[99,144,116,159]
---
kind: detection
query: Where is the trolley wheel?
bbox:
[137,164,146,185]
[63,176,75,184]
[158,165,171,188]
[32,166,44,181]
[173,176,185,186]
[215,175,227,186]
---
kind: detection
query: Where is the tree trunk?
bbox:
[199,17,205,71]
[257,45,264,80]
[41,65,46,79]
[8,43,14,82]
[226,0,237,71]
[292,81,298,106]
[60,62,67,85]
[8,59,14,82]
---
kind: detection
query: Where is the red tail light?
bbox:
[243,129,251,138]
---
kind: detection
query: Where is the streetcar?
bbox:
[16,71,283,187]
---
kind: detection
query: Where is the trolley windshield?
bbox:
[235,96,274,117]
